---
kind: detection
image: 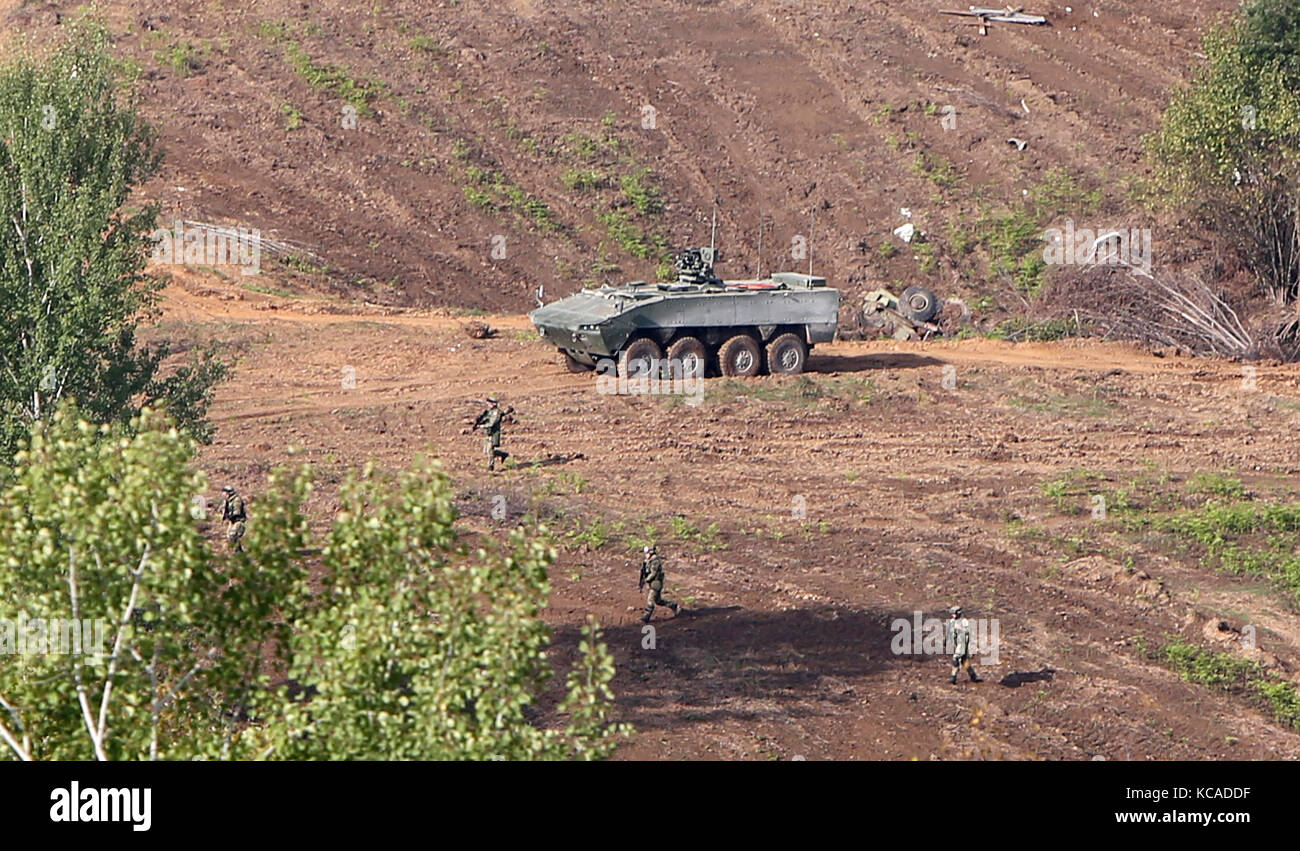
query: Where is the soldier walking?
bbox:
[638,545,680,624]
[221,485,247,553]
[472,396,510,471]
[947,605,981,684]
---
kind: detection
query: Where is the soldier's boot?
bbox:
[949,666,959,685]
[669,602,680,615]
[968,667,981,683]
[640,610,652,624]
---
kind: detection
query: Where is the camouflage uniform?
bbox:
[474,398,509,471]
[221,487,247,553]
[639,547,679,624]
[946,607,981,684]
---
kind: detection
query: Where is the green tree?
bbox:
[1147,2,1300,302]
[0,405,628,760]
[270,461,630,760]
[1241,0,1300,81]
[0,406,306,760]
[0,26,227,464]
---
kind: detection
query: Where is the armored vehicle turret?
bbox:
[529,248,840,378]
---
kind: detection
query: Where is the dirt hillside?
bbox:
[4,0,1236,312]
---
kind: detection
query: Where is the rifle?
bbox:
[471,405,513,431]
[638,562,648,592]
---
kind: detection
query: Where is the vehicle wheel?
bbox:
[667,336,708,379]
[559,350,592,373]
[765,333,808,375]
[619,337,664,378]
[899,286,940,323]
[718,334,762,378]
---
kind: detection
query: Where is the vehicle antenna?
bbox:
[756,214,763,280]
[808,208,814,277]
[709,201,718,261]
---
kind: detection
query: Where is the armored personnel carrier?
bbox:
[529,248,840,378]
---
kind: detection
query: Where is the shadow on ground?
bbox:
[513,453,586,469]
[999,668,1056,688]
[809,352,946,374]
[551,604,899,730]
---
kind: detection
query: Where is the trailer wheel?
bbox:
[559,350,592,373]
[765,333,808,375]
[900,286,940,323]
[619,337,664,378]
[667,336,708,379]
[718,334,762,378]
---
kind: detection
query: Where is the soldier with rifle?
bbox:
[221,485,247,553]
[946,605,982,684]
[638,545,680,624]
[470,396,513,471]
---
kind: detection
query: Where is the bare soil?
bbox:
[2,0,1240,310]
[163,269,1300,761]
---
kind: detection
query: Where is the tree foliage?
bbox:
[0,26,227,463]
[1147,1,1300,303]
[271,462,631,760]
[0,406,628,761]
[0,407,297,759]
[1242,0,1300,81]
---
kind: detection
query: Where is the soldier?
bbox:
[220,485,247,553]
[946,605,981,684]
[472,396,510,471]
[638,545,680,624]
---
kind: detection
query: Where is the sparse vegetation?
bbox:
[1163,641,1300,729]
[563,167,608,191]
[707,375,876,408]
[1039,469,1102,514]
[279,101,304,130]
[564,516,611,550]
[968,169,1102,295]
[1008,388,1114,419]
[668,516,726,551]
[407,34,447,56]
[911,150,960,190]
[619,168,663,216]
[460,161,555,230]
[157,39,205,78]
[988,316,1087,342]
[1163,499,1300,604]
[598,211,666,260]
[1187,472,1248,500]
[282,41,389,115]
